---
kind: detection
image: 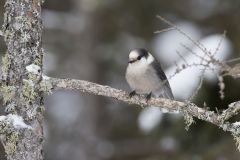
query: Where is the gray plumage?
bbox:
[125,48,174,99]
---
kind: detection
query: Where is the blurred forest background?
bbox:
[1,0,240,160]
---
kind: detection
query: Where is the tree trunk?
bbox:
[1,0,44,159]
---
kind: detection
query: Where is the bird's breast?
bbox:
[126,64,162,94]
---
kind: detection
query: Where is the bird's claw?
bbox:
[145,92,152,102]
[129,90,136,98]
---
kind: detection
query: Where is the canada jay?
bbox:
[125,48,174,101]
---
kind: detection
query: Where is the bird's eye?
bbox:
[137,56,141,60]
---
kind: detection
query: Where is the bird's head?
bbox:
[128,48,154,65]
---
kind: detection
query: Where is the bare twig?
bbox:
[176,50,188,64]
[180,43,209,63]
[188,70,205,101]
[213,30,226,56]
[154,27,175,34]
[156,15,208,54]
[157,15,237,77]
[225,57,240,63]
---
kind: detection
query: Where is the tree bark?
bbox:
[46,77,240,134]
[1,0,44,159]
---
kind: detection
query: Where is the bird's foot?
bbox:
[145,92,152,102]
[129,90,136,98]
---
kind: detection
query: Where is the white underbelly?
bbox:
[126,65,161,94]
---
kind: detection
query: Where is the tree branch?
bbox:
[43,77,240,137]
[220,101,240,122]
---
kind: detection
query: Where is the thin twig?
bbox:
[154,27,175,34]
[156,15,209,55]
[225,57,240,63]
[180,43,209,63]
[188,70,205,101]
[213,30,226,56]
[157,15,232,76]
[176,50,188,64]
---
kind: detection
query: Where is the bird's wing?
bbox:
[151,60,174,99]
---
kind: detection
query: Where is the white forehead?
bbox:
[129,50,140,59]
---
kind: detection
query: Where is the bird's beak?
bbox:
[129,59,136,63]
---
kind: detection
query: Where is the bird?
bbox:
[125,48,174,101]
